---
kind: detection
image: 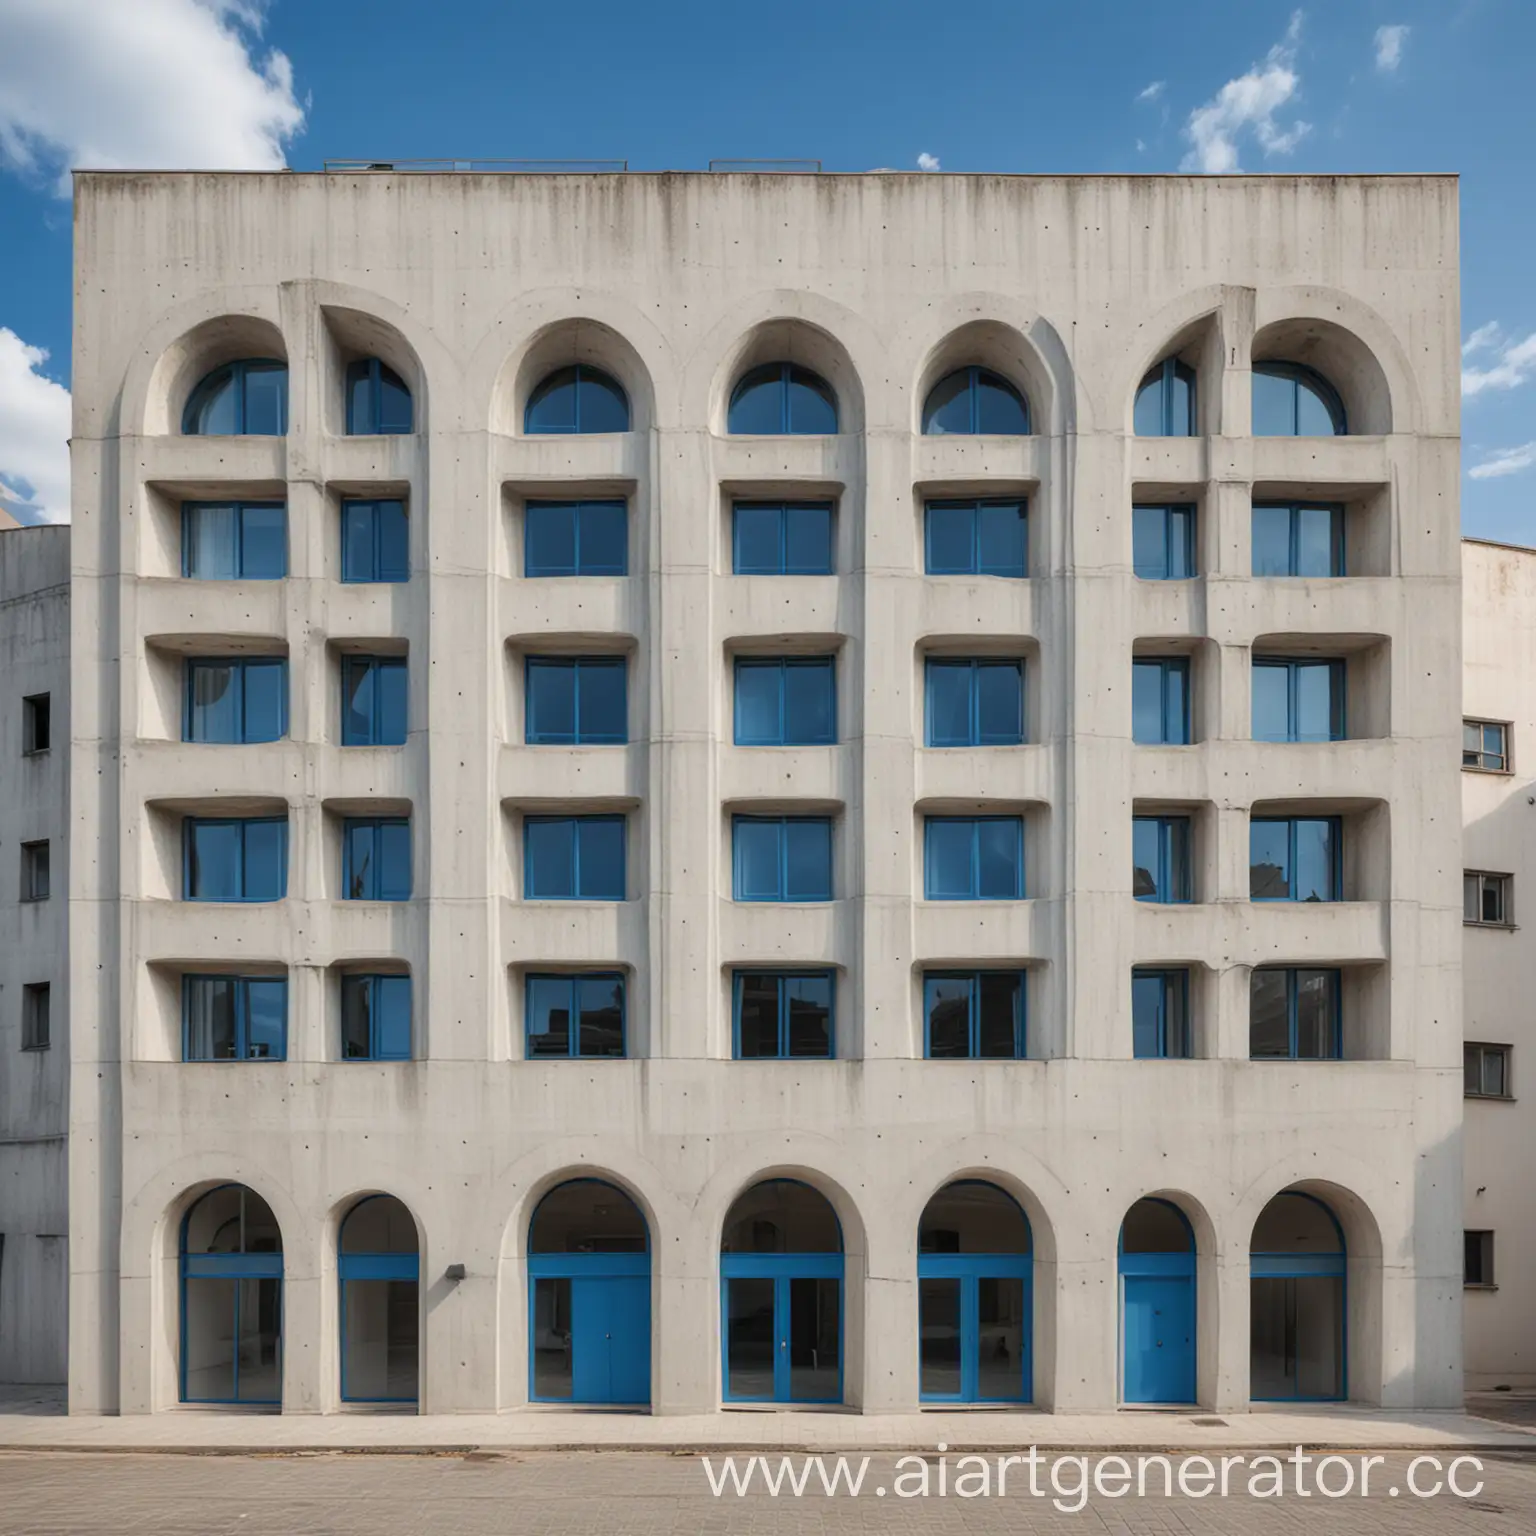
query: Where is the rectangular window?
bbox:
[1464,1043,1510,1099]
[734,657,836,746]
[1132,505,1196,579]
[925,659,1025,747]
[1463,719,1509,773]
[925,499,1027,577]
[526,973,626,1058]
[340,973,412,1060]
[21,693,50,754]
[733,501,834,575]
[732,816,833,901]
[733,971,834,1059]
[924,816,1024,901]
[21,984,49,1051]
[1251,503,1344,577]
[1251,658,1344,743]
[340,498,409,583]
[523,815,625,900]
[185,659,288,743]
[343,818,412,901]
[182,501,287,579]
[1132,816,1191,902]
[1249,968,1342,1060]
[182,975,287,1061]
[1132,657,1190,745]
[1464,872,1511,926]
[525,657,627,745]
[1132,968,1190,1059]
[1465,1230,1495,1288]
[923,971,1025,1059]
[184,818,288,902]
[1249,817,1341,902]
[20,840,49,902]
[341,656,407,746]
[524,499,627,577]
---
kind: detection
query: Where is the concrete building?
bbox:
[55,169,1467,1416]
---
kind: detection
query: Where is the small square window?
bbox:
[525,500,627,577]
[525,657,628,745]
[1132,968,1191,1059]
[732,816,833,902]
[1132,657,1191,745]
[1250,817,1340,902]
[733,502,834,575]
[1463,719,1509,773]
[20,840,49,902]
[1464,872,1511,926]
[340,973,412,1060]
[1132,505,1196,579]
[924,499,1027,577]
[1464,1230,1495,1288]
[340,499,409,583]
[1464,1043,1510,1099]
[341,656,408,746]
[1252,657,1345,743]
[733,970,834,1059]
[925,659,1025,747]
[343,818,412,901]
[22,694,50,755]
[734,657,836,746]
[923,971,1025,1059]
[21,983,50,1051]
[523,815,626,901]
[526,972,626,1059]
[1132,815,1191,903]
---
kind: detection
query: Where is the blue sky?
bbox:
[0,0,1532,542]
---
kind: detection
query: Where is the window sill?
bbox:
[1461,766,1512,776]
[1464,920,1518,932]
[19,1043,51,1053]
[1466,1092,1516,1103]
[1465,1283,1499,1292]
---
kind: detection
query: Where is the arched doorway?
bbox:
[721,1179,842,1404]
[1120,1198,1196,1404]
[1250,1191,1346,1401]
[180,1184,282,1405]
[918,1181,1031,1403]
[339,1195,419,1405]
[529,1179,650,1405]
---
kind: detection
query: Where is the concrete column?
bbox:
[1210,1247,1251,1412]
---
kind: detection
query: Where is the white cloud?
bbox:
[1180,10,1311,173]
[1469,442,1536,481]
[1137,81,1165,103]
[1463,330,1536,397]
[0,0,304,194]
[1463,321,1502,357]
[1373,24,1409,73]
[916,152,940,172]
[0,329,70,522]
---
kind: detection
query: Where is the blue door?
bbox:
[1123,1274,1195,1403]
[572,1275,650,1405]
[918,1262,1032,1402]
[721,1261,843,1403]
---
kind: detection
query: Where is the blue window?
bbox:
[1250,817,1340,902]
[343,818,412,901]
[340,974,412,1060]
[733,971,834,1059]
[1132,968,1191,1058]
[1250,968,1342,1059]
[1134,358,1197,437]
[185,658,288,744]
[925,659,1024,747]
[183,975,287,1061]
[526,973,626,1058]
[1132,505,1195,579]
[183,359,288,436]
[1464,719,1509,772]
[345,358,412,434]
[921,367,1029,435]
[727,363,838,435]
[525,500,627,577]
[733,816,833,902]
[1132,658,1190,745]
[184,817,287,902]
[924,816,1024,900]
[342,656,408,746]
[525,657,627,745]
[525,365,630,434]
[923,971,1025,1058]
[732,502,834,575]
[1252,503,1344,577]
[182,502,286,579]
[1252,363,1346,437]
[924,498,1027,577]
[1132,815,1191,902]
[1252,658,1345,743]
[734,657,836,746]
[524,815,625,900]
[341,499,408,583]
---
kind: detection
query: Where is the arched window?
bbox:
[1250,1191,1346,1401]
[922,367,1029,435]
[346,358,413,435]
[1252,363,1347,437]
[728,363,838,435]
[525,365,630,434]
[183,360,288,436]
[339,1195,419,1404]
[1119,1198,1196,1404]
[1134,358,1197,436]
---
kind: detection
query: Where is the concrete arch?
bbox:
[312,281,448,435]
[900,1155,1063,1266]
[1118,288,1227,437]
[496,1153,669,1266]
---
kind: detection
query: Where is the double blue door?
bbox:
[1122,1264,1196,1404]
[722,1255,843,1403]
[530,1255,650,1405]
[918,1256,1032,1403]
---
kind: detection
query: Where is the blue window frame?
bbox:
[924,498,1027,577]
[182,359,288,436]
[925,659,1024,747]
[923,971,1025,1059]
[185,658,288,743]
[523,814,625,900]
[525,500,627,577]
[1132,815,1191,902]
[1251,658,1345,743]
[1250,1192,1347,1401]
[525,972,627,1058]
[1132,505,1196,579]
[337,1196,419,1404]
[1250,817,1341,902]
[1252,503,1345,577]
[182,975,288,1061]
[525,365,630,434]
[340,499,408,583]
[734,657,836,745]
[342,817,412,901]
[727,363,838,435]
[924,816,1025,901]
[1132,657,1190,745]
[184,817,288,902]
[733,971,834,1059]
[182,502,286,579]
[1132,969,1191,1058]
[1463,719,1509,772]
[732,502,834,575]
[1134,358,1197,436]
[732,816,833,902]
[1252,362,1347,437]
[921,367,1030,435]
[1250,968,1342,1059]
[340,974,412,1060]
[525,657,627,745]
[341,656,408,746]
[345,358,413,435]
